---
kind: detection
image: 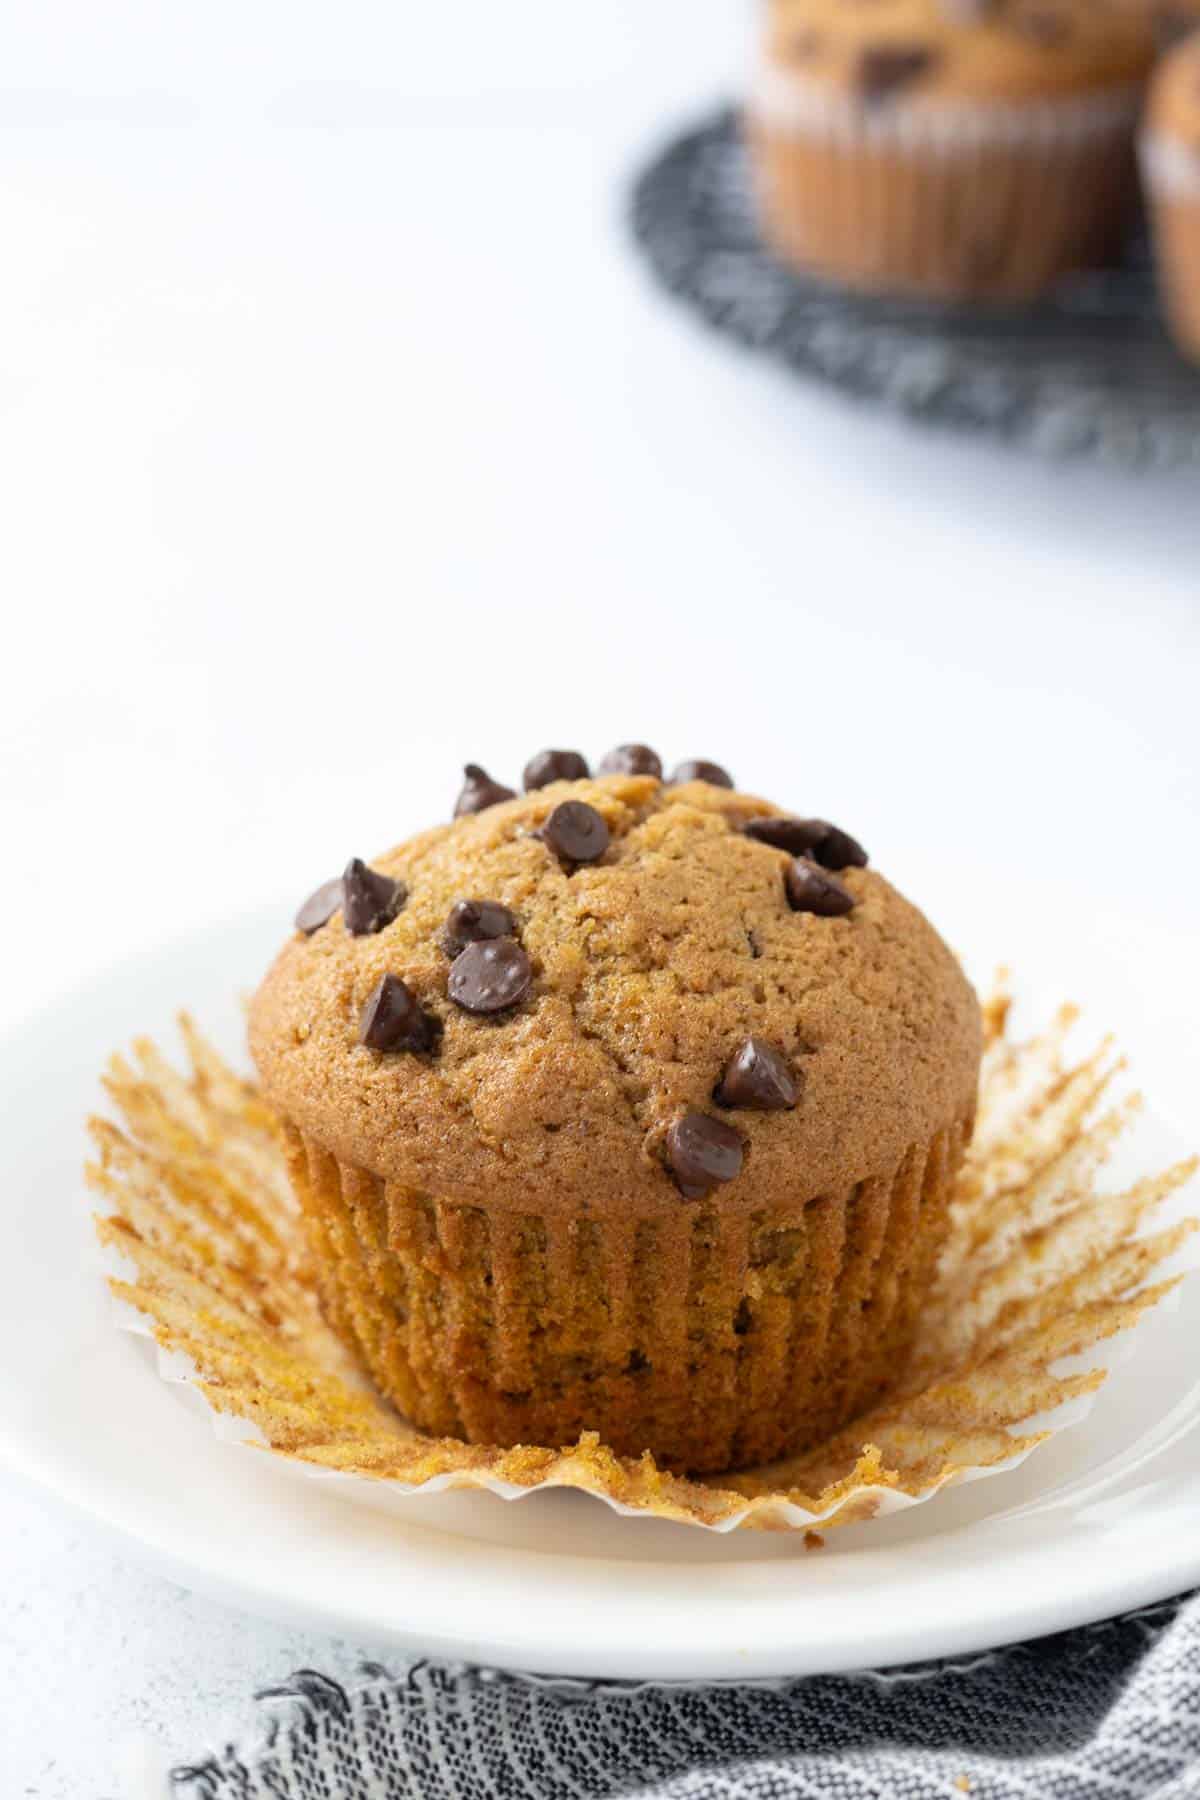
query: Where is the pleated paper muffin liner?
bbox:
[748,71,1143,301]
[278,1113,971,1478]
[88,987,1198,1533]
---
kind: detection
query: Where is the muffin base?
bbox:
[748,80,1141,303]
[281,1115,972,1476]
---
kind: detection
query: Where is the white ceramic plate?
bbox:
[1,909,1198,1681]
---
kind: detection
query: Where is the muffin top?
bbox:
[250,765,981,1219]
[1147,26,1200,141]
[763,0,1154,104]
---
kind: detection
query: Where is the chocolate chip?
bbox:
[814,823,868,871]
[1012,10,1069,46]
[1157,7,1200,51]
[789,28,823,58]
[442,898,518,959]
[523,748,590,790]
[342,859,407,936]
[359,974,439,1053]
[454,763,517,818]
[785,859,856,918]
[858,45,938,101]
[665,1111,745,1199]
[541,800,610,866]
[597,744,663,779]
[295,876,343,935]
[447,938,532,1014]
[669,759,734,789]
[742,816,867,870]
[716,1039,798,1112]
[940,0,996,20]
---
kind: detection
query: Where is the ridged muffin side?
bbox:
[281,1112,969,1473]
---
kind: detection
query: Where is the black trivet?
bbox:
[629,108,1200,469]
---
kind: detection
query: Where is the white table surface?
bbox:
[2,3,1198,1792]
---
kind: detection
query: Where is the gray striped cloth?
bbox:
[173,1591,1199,1798]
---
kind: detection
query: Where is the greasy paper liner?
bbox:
[747,72,1142,301]
[88,987,1198,1533]
[281,1114,970,1477]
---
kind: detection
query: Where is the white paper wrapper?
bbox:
[750,67,1144,153]
[89,992,1198,1533]
[1141,130,1200,202]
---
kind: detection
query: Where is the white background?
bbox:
[1,3,1198,1792]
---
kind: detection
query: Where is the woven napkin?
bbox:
[170,1591,1200,1798]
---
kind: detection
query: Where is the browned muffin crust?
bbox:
[250,776,980,1219]
[764,0,1154,102]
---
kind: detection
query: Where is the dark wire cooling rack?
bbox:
[629,108,1200,469]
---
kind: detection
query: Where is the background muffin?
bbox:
[748,0,1154,302]
[1142,30,1200,361]
[250,759,981,1474]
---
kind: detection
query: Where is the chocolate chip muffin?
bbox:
[250,751,981,1474]
[749,0,1154,301]
[1142,29,1200,361]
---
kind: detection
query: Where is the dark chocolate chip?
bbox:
[597,744,663,779]
[541,800,610,866]
[1012,10,1069,46]
[669,759,734,789]
[359,974,439,1053]
[665,1111,745,1199]
[742,815,868,869]
[341,859,407,936]
[295,876,343,935]
[858,45,939,101]
[716,1039,798,1112]
[447,938,532,1015]
[940,0,996,20]
[814,823,868,871]
[1157,7,1200,52]
[442,898,518,959]
[785,858,857,918]
[523,748,590,790]
[454,763,517,818]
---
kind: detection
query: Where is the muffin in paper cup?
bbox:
[1141,30,1200,361]
[90,987,1198,1533]
[747,0,1153,303]
[248,761,980,1476]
